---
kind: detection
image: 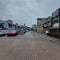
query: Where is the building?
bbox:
[0,20,8,29]
[37,18,47,33]
[42,16,51,33]
[6,20,13,24]
[51,8,60,28]
[6,20,14,30]
[47,8,60,37]
[32,24,37,32]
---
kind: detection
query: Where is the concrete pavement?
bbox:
[0,32,60,60]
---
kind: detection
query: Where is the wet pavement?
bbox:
[0,32,60,60]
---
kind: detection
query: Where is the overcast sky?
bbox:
[0,0,60,27]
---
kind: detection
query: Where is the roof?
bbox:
[37,18,47,20]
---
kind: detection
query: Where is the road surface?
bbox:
[0,32,60,60]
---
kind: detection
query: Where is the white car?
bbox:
[0,29,8,36]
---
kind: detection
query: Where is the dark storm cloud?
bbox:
[0,0,60,27]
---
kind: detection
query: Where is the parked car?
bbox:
[7,28,18,36]
[18,28,26,35]
[0,28,8,36]
[0,20,8,36]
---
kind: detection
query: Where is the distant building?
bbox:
[32,24,37,32]
[37,18,47,27]
[6,20,13,24]
[42,16,51,33]
[37,18,47,33]
[0,20,8,29]
[6,20,14,30]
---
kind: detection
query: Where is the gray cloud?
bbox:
[0,0,60,27]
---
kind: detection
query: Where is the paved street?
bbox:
[0,32,60,60]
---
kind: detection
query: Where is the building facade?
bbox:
[37,18,47,33]
[0,20,9,29]
[32,24,37,32]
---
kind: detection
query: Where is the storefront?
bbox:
[51,8,60,28]
[42,20,51,33]
[48,8,60,37]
